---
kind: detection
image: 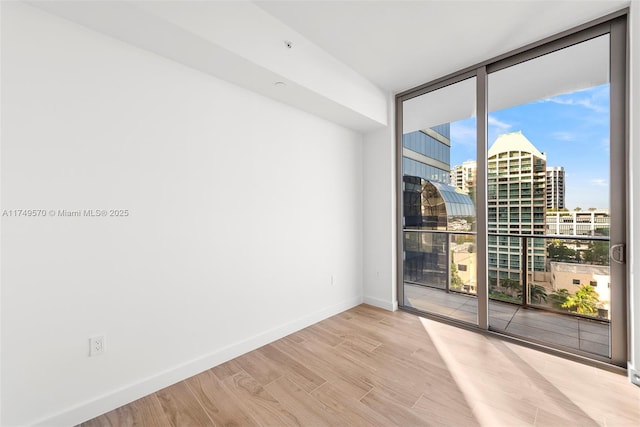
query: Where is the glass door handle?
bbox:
[610,243,625,264]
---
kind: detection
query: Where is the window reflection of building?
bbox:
[402,123,477,294]
[402,124,451,184]
[403,176,475,231]
[403,175,475,290]
[450,160,477,196]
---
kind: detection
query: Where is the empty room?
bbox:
[2,1,640,426]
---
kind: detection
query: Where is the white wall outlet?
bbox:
[331,275,334,286]
[89,335,105,357]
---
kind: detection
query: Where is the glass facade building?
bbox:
[402,125,451,184]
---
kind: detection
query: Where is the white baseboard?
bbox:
[629,362,640,387]
[363,295,398,311]
[33,295,363,427]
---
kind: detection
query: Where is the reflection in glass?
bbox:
[403,176,475,231]
[401,77,478,325]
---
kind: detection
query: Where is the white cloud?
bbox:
[450,121,476,148]
[552,131,576,141]
[542,87,609,113]
[590,178,607,187]
[488,115,512,130]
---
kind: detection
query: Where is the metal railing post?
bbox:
[522,237,528,306]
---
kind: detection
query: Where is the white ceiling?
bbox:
[29,0,630,133]
[256,0,629,93]
[403,33,610,132]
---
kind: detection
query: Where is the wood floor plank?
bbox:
[310,382,391,427]
[296,323,344,347]
[80,394,170,427]
[221,370,301,426]
[297,336,377,390]
[185,369,259,427]
[328,312,424,353]
[412,393,479,427]
[263,377,339,427]
[271,337,372,400]
[210,358,243,381]
[155,382,214,427]
[80,304,640,427]
[359,387,431,426]
[258,343,327,393]
[319,316,383,351]
[235,347,284,386]
[336,340,427,407]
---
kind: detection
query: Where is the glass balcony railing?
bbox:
[488,234,611,321]
[404,231,611,323]
[404,230,478,295]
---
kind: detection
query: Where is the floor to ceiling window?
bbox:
[396,13,627,366]
[401,77,478,325]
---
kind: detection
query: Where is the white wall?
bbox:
[0,3,363,426]
[362,97,397,311]
[628,0,640,386]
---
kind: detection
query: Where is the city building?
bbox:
[402,125,451,184]
[403,175,475,290]
[546,166,566,209]
[546,209,610,236]
[488,131,547,286]
[550,261,610,316]
[450,159,477,196]
[402,124,476,292]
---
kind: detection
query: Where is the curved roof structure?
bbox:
[403,176,476,231]
[488,131,546,159]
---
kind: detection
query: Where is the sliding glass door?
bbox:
[397,15,627,366]
[400,76,478,325]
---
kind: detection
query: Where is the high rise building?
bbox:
[450,160,477,196]
[546,166,565,209]
[546,209,610,236]
[402,124,451,184]
[402,123,476,291]
[487,131,547,287]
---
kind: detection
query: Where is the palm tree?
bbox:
[529,284,548,304]
[501,278,521,297]
[562,285,600,315]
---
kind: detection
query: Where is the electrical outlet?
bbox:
[89,335,105,357]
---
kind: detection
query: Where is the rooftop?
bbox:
[488,131,546,159]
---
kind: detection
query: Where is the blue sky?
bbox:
[450,84,610,210]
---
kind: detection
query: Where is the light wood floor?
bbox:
[81,304,640,426]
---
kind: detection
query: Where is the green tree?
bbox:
[547,241,577,263]
[529,284,548,303]
[562,285,600,315]
[582,241,609,265]
[549,288,570,309]
[450,260,464,291]
[501,278,521,297]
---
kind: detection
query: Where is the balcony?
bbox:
[402,232,611,358]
